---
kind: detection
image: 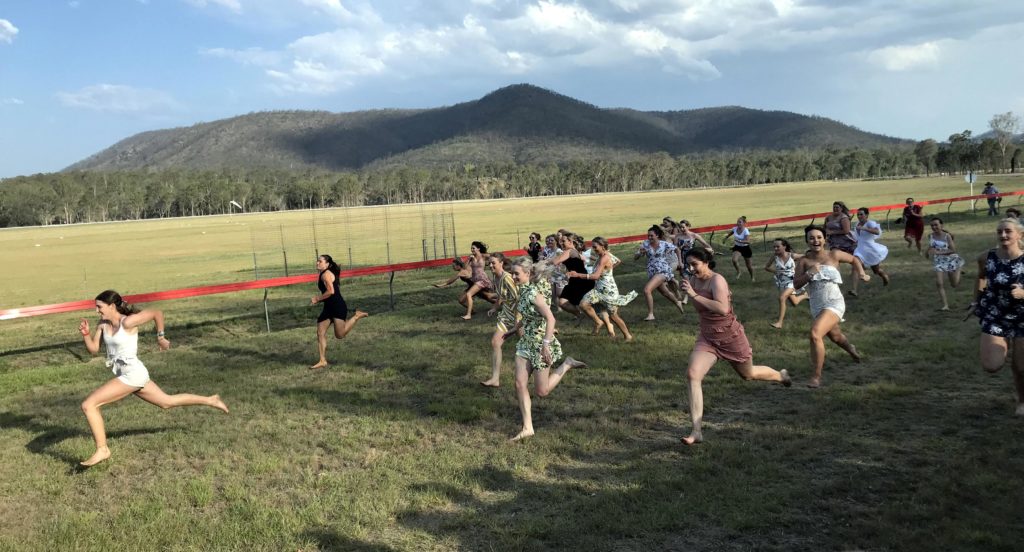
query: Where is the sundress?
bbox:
[976,249,1024,337]
[494,271,520,333]
[541,247,567,289]
[468,256,492,290]
[807,264,845,319]
[854,220,888,267]
[583,263,638,312]
[773,255,805,293]
[515,282,563,371]
[641,240,677,280]
[825,215,857,254]
[930,233,964,273]
[691,276,753,363]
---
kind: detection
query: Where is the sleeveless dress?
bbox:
[773,254,802,291]
[104,317,150,388]
[977,249,1024,337]
[583,261,638,312]
[825,215,857,254]
[560,255,595,305]
[515,281,563,371]
[641,240,678,281]
[494,271,520,333]
[903,205,924,240]
[468,256,493,290]
[854,220,888,267]
[541,247,566,290]
[691,275,753,363]
[677,234,698,276]
[930,233,965,272]
[317,269,348,321]
[807,264,845,319]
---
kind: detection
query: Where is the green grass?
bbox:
[1,180,1024,550]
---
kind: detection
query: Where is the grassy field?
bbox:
[1,178,1024,550]
[3,174,1023,307]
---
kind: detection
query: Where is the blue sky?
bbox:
[1,0,1023,178]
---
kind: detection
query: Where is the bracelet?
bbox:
[157,331,165,338]
[542,338,552,344]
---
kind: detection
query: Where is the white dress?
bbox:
[854,220,888,267]
[103,318,150,388]
[807,265,845,319]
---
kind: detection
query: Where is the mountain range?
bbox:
[66,84,908,172]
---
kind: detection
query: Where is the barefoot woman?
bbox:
[481,253,520,388]
[794,226,869,388]
[77,290,228,467]
[679,248,791,445]
[503,257,586,441]
[311,254,368,369]
[973,218,1024,416]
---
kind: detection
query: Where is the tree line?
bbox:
[1,139,1020,228]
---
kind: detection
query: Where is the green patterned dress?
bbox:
[515,281,563,371]
[583,264,638,311]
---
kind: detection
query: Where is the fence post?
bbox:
[386,241,395,311]
[517,228,521,249]
[422,239,428,262]
[279,225,289,277]
[762,224,769,252]
[263,289,271,332]
[884,209,891,233]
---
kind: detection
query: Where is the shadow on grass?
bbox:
[300,530,398,551]
[0,411,177,467]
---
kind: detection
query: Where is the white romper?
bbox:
[807,265,845,319]
[104,318,150,388]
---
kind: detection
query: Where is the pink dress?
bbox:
[692,275,753,363]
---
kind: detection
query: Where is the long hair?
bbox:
[804,224,825,240]
[319,254,341,277]
[773,238,793,252]
[95,290,139,315]
[571,233,585,251]
[471,241,488,254]
[647,225,665,240]
[490,252,510,272]
[512,256,556,283]
[832,201,850,217]
[683,247,716,270]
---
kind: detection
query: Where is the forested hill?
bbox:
[66,84,905,172]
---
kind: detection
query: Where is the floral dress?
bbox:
[583,262,638,312]
[641,240,678,280]
[515,281,563,371]
[930,233,965,273]
[772,254,803,291]
[494,271,520,333]
[977,249,1024,337]
[541,246,567,290]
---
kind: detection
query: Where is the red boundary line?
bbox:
[3,191,1019,320]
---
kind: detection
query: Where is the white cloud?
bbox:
[184,0,242,13]
[201,46,284,66]
[69,1,81,8]
[0,19,18,44]
[866,41,944,71]
[55,84,181,113]
[1,97,24,105]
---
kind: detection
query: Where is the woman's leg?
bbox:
[935,271,949,310]
[731,251,742,278]
[534,357,585,396]
[872,264,890,286]
[609,310,632,341]
[331,311,368,339]
[850,264,860,296]
[642,276,664,320]
[312,319,331,369]
[580,301,605,334]
[482,329,504,387]
[655,280,685,315]
[730,358,789,384]
[511,357,534,441]
[558,298,581,318]
[682,350,718,445]
[744,257,755,281]
[462,284,484,319]
[771,288,794,328]
[135,381,228,412]
[80,378,142,466]
[808,310,842,388]
[826,324,861,362]
[1011,338,1024,415]
[950,269,962,288]
[980,333,1009,373]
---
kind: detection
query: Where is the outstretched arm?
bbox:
[834,250,869,281]
[122,309,171,350]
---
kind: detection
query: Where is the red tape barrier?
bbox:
[3,190,1020,320]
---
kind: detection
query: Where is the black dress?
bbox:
[559,256,595,306]
[317,269,349,322]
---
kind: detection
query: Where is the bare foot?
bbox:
[480,380,500,388]
[80,446,111,467]
[310,360,329,370]
[1016,403,1024,417]
[770,321,783,329]
[938,306,950,312]
[209,394,229,413]
[624,334,634,342]
[353,310,369,320]
[848,345,862,363]
[591,319,606,336]
[676,300,685,314]
[461,314,473,320]
[563,357,587,370]
[807,377,821,389]
[680,433,702,446]
[881,274,890,286]
[780,369,792,387]
[510,429,535,442]
[847,290,858,297]
[644,315,656,321]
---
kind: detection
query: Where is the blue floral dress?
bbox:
[977,249,1024,337]
[515,281,562,370]
[641,240,678,280]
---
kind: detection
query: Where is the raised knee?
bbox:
[981,360,1003,374]
[536,387,551,398]
[81,400,94,413]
